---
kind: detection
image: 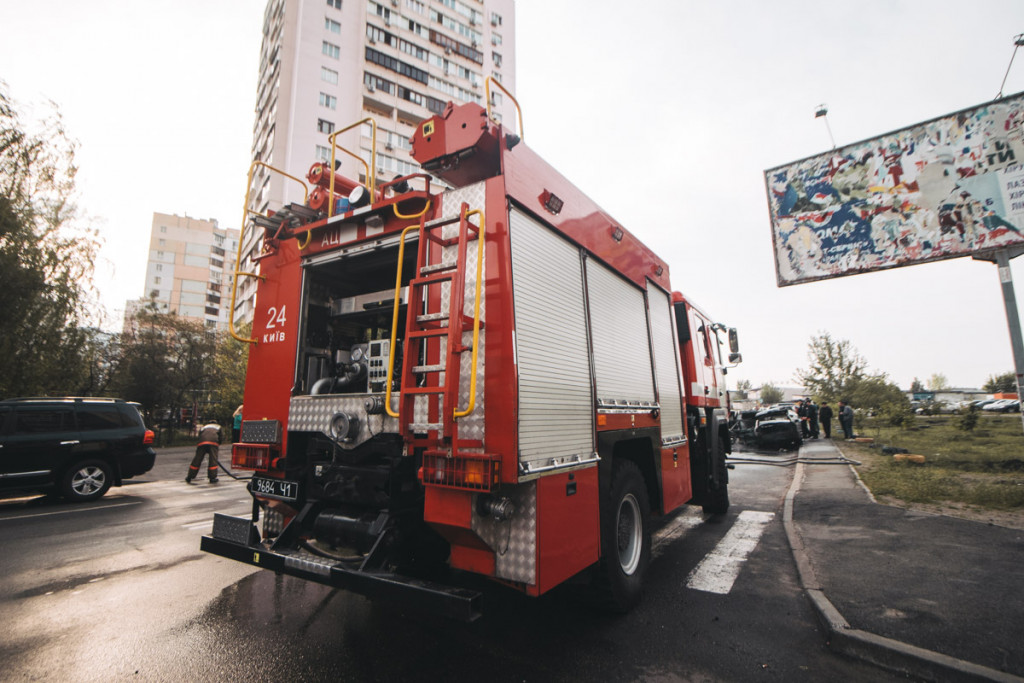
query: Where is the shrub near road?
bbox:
[840,415,1024,528]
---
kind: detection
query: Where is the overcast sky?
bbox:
[3,0,1024,391]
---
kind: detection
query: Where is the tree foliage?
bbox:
[909,377,925,393]
[794,332,868,404]
[109,309,218,422]
[759,383,784,405]
[0,82,100,398]
[108,309,248,426]
[983,371,1017,394]
[927,373,949,392]
[845,375,909,412]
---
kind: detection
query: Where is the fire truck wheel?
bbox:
[596,460,651,612]
[61,459,113,502]
[702,439,730,515]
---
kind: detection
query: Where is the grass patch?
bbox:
[844,414,1024,511]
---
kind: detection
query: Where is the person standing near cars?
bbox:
[807,399,820,439]
[818,402,834,438]
[232,404,244,444]
[796,399,810,437]
[186,422,221,484]
[838,400,855,440]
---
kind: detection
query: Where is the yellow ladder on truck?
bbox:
[401,202,482,437]
[384,203,497,490]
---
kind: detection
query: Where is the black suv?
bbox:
[0,398,156,502]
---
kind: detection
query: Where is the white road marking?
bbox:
[652,507,704,557]
[0,501,143,522]
[685,510,775,595]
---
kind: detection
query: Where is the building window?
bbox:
[491,32,502,46]
[156,264,163,271]
[319,92,337,109]
[316,145,332,162]
[492,52,502,68]
[322,41,340,59]
[159,226,167,233]
[157,251,164,259]
[491,11,502,26]
[327,0,341,9]
[158,238,166,246]
[405,0,424,14]
[321,66,339,84]
[325,17,341,33]
[318,118,335,135]
[154,277,161,284]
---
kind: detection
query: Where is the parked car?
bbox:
[752,405,803,450]
[0,397,156,502]
[983,399,1020,413]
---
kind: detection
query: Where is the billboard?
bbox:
[765,92,1024,286]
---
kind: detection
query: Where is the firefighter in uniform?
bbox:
[186,422,222,483]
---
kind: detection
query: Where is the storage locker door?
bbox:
[647,283,685,444]
[586,259,656,407]
[509,209,594,469]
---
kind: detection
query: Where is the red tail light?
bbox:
[143,429,155,445]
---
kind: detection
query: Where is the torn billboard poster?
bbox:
[765,92,1024,287]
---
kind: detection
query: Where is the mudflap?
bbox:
[200,514,482,622]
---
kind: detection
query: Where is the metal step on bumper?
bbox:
[200,514,481,622]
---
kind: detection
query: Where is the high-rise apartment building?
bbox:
[125,212,240,332]
[234,0,516,323]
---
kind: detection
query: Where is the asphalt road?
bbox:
[0,447,905,682]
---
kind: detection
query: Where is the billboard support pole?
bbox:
[993,249,1024,435]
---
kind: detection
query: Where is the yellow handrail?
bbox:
[393,199,432,220]
[230,160,309,344]
[454,208,485,419]
[327,118,376,217]
[484,76,523,140]
[384,223,421,418]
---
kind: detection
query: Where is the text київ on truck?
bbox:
[201,89,742,621]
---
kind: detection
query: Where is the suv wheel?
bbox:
[61,460,113,502]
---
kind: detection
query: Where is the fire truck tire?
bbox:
[702,439,730,515]
[60,459,113,502]
[596,460,651,612]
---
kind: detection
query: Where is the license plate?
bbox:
[250,476,299,502]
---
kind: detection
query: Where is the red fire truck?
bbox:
[202,89,741,621]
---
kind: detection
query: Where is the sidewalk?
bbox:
[786,439,1024,682]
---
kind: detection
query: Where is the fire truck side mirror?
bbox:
[728,352,742,365]
[728,328,739,354]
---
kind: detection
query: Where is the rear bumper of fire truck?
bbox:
[200,514,482,621]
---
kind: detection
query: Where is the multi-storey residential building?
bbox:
[234,0,516,324]
[125,213,240,333]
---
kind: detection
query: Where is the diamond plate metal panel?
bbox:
[288,395,399,448]
[471,482,537,584]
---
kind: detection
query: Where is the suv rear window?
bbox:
[14,407,74,433]
[77,405,124,431]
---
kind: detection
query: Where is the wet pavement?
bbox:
[788,439,1024,681]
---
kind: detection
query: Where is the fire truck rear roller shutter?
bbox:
[586,259,656,407]
[509,208,595,469]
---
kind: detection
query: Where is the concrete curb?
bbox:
[784,461,1024,683]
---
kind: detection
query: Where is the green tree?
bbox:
[909,377,925,394]
[983,371,1017,394]
[794,332,868,404]
[208,327,250,426]
[927,373,949,392]
[0,82,100,398]
[734,378,752,399]
[759,383,784,405]
[110,308,217,423]
[846,375,910,412]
